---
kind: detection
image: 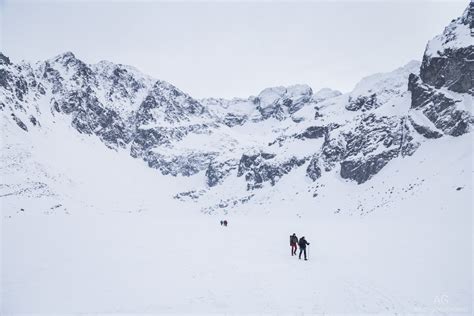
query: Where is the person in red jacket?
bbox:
[290,233,298,256]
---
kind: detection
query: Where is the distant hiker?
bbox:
[223,220,228,227]
[298,236,310,260]
[290,233,298,256]
[220,220,223,226]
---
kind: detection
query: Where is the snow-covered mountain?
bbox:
[1,4,473,315]
[1,4,472,215]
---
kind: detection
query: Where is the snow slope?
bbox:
[2,133,472,314]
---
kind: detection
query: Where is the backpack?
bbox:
[298,238,306,247]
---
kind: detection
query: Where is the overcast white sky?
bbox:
[0,0,468,98]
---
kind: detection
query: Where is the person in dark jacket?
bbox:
[298,236,310,260]
[290,233,298,256]
[223,220,228,227]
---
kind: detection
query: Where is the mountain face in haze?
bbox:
[1,4,472,211]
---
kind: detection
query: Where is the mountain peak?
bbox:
[0,52,12,66]
[424,3,473,58]
[53,51,77,62]
[257,84,313,99]
[401,60,422,72]
[312,88,342,103]
[461,1,473,25]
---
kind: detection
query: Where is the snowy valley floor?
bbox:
[2,200,472,314]
[1,124,472,314]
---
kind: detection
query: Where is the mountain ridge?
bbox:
[1,3,472,213]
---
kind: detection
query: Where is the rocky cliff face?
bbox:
[1,4,472,210]
[408,5,473,137]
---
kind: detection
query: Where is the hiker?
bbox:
[298,236,310,260]
[223,220,228,227]
[290,233,298,256]
[220,220,223,226]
